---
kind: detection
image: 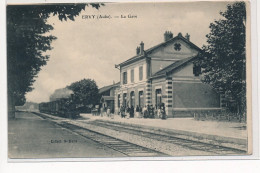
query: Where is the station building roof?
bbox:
[116,33,201,68]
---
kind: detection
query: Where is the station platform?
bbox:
[80,113,249,151]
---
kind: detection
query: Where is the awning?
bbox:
[100,96,114,103]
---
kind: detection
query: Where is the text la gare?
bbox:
[121,14,137,18]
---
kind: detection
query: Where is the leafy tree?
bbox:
[7,4,103,118]
[199,2,246,120]
[67,79,99,109]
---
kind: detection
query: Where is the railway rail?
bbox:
[86,120,247,155]
[33,112,57,120]
[32,112,168,157]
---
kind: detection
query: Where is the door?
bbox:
[156,89,162,107]
[139,91,144,107]
[130,91,135,107]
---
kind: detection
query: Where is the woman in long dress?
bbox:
[130,106,134,118]
[157,106,161,119]
[161,103,166,120]
[107,106,111,117]
[143,105,148,118]
[125,106,130,118]
[120,106,125,118]
[135,105,140,118]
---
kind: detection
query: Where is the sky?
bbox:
[25,1,232,103]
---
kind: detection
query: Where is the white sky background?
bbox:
[26,1,231,103]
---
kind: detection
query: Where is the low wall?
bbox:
[168,108,222,118]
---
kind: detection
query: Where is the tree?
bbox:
[7,3,103,118]
[67,79,99,109]
[199,2,246,120]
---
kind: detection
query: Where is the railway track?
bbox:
[33,112,58,120]
[87,120,247,155]
[32,112,168,157]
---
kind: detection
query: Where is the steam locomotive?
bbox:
[39,96,80,119]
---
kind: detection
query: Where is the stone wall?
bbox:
[172,82,220,109]
[114,83,146,114]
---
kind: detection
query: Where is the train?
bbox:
[39,97,80,119]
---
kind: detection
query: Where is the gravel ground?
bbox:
[70,121,213,156]
[38,112,242,156]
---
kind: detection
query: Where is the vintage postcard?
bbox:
[6,0,253,160]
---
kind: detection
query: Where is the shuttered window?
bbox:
[131,69,134,83]
[193,64,201,77]
[139,66,143,81]
[123,72,127,84]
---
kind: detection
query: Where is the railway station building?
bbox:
[114,31,221,118]
[99,82,120,113]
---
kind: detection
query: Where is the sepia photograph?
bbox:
[6,0,252,160]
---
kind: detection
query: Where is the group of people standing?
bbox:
[119,105,135,118]
[99,106,113,118]
[119,103,166,120]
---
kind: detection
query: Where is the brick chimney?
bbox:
[140,41,144,55]
[136,46,140,55]
[164,31,173,42]
[185,33,190,41]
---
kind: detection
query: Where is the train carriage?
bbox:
[39,96,80,119]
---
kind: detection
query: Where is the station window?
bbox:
[156,89,162,107]
[123,72,127,84]
[130,91,135,107]
[123,93,127,107]
[193,63,201,77]
[131,69,134,83]
[139,91,144,107]
[118,94,120,108]
[139,66,143,81]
